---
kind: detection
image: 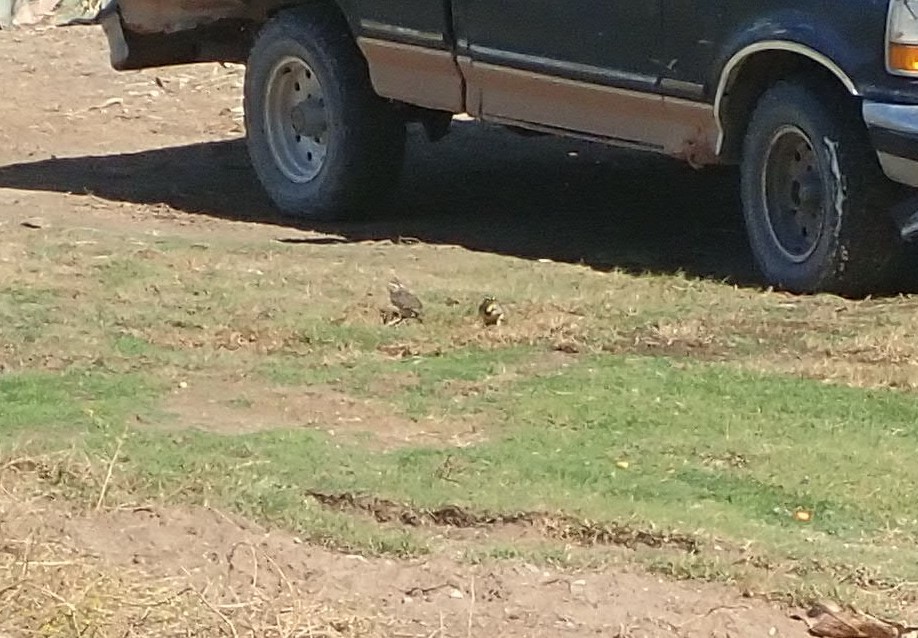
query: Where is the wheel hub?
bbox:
[290,97,326,138]
[761,126,827,263]
[264,56,328,183]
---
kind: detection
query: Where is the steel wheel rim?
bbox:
[264,55,328,183]
[760,125,827,263]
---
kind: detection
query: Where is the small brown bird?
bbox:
[386,278,423,325]
[478,296,505,326]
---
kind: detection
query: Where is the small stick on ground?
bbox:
[467,576,476,638]
[188,583,239,638]
[95,425,129,512]
[677,603,751,629]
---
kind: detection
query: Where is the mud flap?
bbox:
[55,0,131,67]
[98,3,132,69]
[891,193,918,242]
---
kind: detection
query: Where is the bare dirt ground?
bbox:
[0,25,816,637]
[3,485,804,637]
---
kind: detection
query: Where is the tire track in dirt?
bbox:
[305,490,700,553]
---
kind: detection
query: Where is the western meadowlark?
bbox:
[386,278,422,325]
[478,296,505,326]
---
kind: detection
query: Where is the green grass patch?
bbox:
[0,286,60,343]
[0,370,160,443]
[8,353,918,588]
[257,345,535,417]
[10,226,918,606]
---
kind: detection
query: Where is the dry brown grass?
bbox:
[0,455,382,638]
[8,219,918,397]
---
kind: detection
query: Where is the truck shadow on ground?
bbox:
[0,122,760,285]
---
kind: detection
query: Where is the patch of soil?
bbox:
[139,323,312,354]
[367,350,575,401]
[160,376,484,449]
[607,320,736,360]
[446,308,593,353]
[3,492,808,637]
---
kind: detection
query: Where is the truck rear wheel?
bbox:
[739,78,900,296]
[244,6,406,221]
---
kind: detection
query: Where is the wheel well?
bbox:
[259,0,349,26]
[231,0,353,60]
[718,51,859,164]
[107,0,354,70]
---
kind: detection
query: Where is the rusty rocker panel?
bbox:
[358,38,718,166]
[357,37,465,113]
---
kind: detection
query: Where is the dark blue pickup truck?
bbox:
[89,0,918,295]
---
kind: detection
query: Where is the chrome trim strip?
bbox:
[863,100,918,134]
[358,20,444,46]
[467,44,658,88]
[659,78,706,98]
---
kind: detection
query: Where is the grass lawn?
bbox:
[5,225,918,615]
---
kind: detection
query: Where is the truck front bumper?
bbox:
[863,101,918,189]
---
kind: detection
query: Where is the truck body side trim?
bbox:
[458,57,718,166]
[357,37,465,112]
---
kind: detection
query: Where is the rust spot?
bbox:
[675,125,720,169]
[118,0,248,33]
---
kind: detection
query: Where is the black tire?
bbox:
[739,77,900,296]
[244,5,406,221]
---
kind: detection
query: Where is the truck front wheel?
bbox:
[244,6,406,221]
[739,78,900,296]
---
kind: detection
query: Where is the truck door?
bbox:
[659,0,722,100]
[452,0,667,146]
[454,0,663,90]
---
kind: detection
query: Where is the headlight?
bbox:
[888,0,918,76]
